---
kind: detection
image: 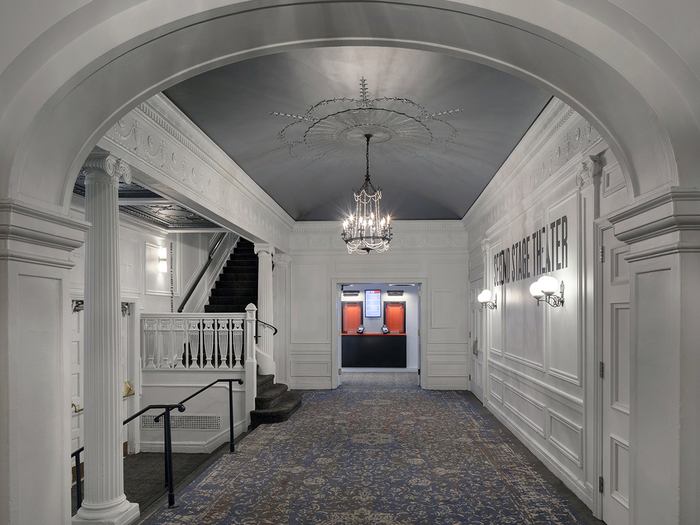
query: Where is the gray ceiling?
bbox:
[164,47,551,221]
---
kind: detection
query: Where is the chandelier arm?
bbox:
[365,133,371,181]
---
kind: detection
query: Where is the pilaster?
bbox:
[272,253,291,385]
[609,188,700,525]
[73,153,139,525]
[254,243,275,376]
[0,200,89,524]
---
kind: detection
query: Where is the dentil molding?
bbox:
[98,94,293,251]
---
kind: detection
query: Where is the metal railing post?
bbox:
[162,409,177,508]
[228,380,235,453]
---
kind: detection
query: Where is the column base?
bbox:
[73,499,139,525]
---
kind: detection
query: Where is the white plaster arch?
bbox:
[2,0,699,216]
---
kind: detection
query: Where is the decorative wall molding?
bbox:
[98,94,294,251]
[609,188,700,258]
[464,99,602,242]
[290,220,468,254]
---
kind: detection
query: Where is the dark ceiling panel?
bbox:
[164,47,551,221]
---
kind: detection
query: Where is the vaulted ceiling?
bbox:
[163,47,552,222]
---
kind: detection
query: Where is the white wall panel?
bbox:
[548,409,584,468]
[291,262,329,344]
[503,382,547,438]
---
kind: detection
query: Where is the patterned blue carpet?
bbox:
[143,374,602,524]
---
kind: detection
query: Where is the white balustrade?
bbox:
[141,314,248,370]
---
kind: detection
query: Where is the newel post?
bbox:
[244,303,258,429]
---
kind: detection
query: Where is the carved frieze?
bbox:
[100,95,292,251]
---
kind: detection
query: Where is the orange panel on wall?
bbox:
[385,302,405,333]
[342,302,362,333]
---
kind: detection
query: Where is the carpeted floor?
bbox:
[72,447,226,516]
[142,373,603,524]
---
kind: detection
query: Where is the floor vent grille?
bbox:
[141,414,221,431]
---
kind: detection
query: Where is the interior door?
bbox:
[601,227,630,525]
[70,307,84,453]
[470,278,484,402]
[121,305,130,451]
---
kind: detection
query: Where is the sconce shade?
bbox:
[538,275,559,295]
[478,289,492,303]
[529,281,544,299]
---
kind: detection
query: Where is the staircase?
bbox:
[251,368,302,428]
[205,238,258,313]
[206,238,301,426]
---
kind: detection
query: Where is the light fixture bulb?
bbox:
[478,289,492,303]
[529,281,544,299]
[538,275,559,295]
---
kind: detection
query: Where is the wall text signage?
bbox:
[493,215,568,287]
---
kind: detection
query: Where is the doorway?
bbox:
[336,283,421,387]
[469,277,484,402]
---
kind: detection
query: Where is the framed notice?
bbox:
[365,289,382,318]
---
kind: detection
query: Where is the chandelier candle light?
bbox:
[341,134,392,253]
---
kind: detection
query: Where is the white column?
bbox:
[610,188,700,525]
[74,154,139,525]
[254,243,275,375]
[272,253,291,385]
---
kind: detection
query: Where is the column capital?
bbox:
[82,152,132,185]
[575,154,601,189]
[272,253,291,266]
[254,243,274,257]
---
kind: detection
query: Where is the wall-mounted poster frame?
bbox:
[365,289,382,318]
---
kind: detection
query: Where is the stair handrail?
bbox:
[71,379,244,511]
[256,319,278,336]
[178,232,232,313]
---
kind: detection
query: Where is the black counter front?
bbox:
[341,334,407,368]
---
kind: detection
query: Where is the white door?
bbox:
[121,304,130,450]
[70,307,84,452]
[470,278,484,402]
[601,227,630,525]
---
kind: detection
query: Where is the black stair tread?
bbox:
[257,373,275,388]
[251,391,302,424]
[208,296,257,305]
[257,382,288,399]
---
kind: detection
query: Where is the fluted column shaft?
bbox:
[74,154,139,525]
[254,244,275,364]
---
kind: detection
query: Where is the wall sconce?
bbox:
[158,246,168,273]
[529,276,565,307]
[478,289,497,310]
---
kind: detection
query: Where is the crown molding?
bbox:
[98,93,294,251]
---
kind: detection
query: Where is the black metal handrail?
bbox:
[178,232,230,313]
[71,378,244,510]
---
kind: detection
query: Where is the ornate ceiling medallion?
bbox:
[272,77,463,162]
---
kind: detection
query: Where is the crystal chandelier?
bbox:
[341,134,392,253]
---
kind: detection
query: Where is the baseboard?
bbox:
[485,399,594,510]
[139,421,246,454]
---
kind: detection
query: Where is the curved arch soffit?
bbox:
[3,0,692,215]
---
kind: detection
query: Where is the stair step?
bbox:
[257,373,274,390]
[255,383,289,410]
[219,272,258,281]
[214,281,257,290]
[207,296,257,306]
[204,304,254,313]
[251,392,302,427]
[211,286,256,296]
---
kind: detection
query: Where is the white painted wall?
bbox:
[340,283,419,371]
[285,221,469,390]
[464,98,631,516]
